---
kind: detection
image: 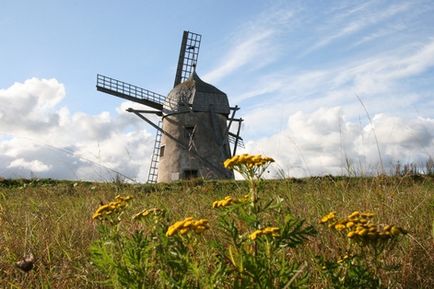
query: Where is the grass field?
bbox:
[0,175,433,288]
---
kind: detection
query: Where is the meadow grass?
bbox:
[0,175,432,288]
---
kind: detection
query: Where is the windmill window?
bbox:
[183,169,198,179]
[160,145,165,157]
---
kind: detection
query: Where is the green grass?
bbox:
[0,176,433,288]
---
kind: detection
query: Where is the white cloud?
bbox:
[8,158,51,173]
[0,78,65,133]
[247,107,434,178]
[0,78,155,181]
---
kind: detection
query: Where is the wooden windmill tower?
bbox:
[96,31,243,183]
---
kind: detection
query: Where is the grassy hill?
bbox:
[0,176,433,288]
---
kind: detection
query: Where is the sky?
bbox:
[1,0,434,181]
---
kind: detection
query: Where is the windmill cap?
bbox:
[164,71,230,115]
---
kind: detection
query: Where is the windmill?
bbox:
[96,31,243,183]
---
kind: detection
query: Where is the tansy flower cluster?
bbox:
[132,207,164,220]
[166,217,209,237]
[212,195,249,208]
[212,196,237,208]
[92,195,133,220]
[320,210,408,241]
[248,227,280,240]
[320,211,336,224]
[224,154,274,170]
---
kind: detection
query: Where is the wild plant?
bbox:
[89,154,316,288]
[90,194,213,288]
[318,210,408,288]
[212,154,316,288]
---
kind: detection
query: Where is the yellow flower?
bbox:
[92,212,102,219]
[324,210,407,243]
[213,196,234,208]
[359,218,368,224]
[114,195,133,202]
[251,155,262,163]
[132,207,163,220]
[348,211,360,220]
[357,228,368,236]
[248,230,262,240]
[212,195,249,208]
[262,227,280,235]
[179,228,189,235]
[334,224,346,231]
[183,220,194,227]
[92,195,132,220]
[194,219,208,226]
[166,217,209,237]
[319,216,329,224]
[320,211,336,224]
[166,227,177,237]
[223,158,234,169]
[346,221,355,228]
[223,154,274,170]
[248,227,280,240]
[390,226,401,236]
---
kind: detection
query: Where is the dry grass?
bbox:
[0,176,432,288]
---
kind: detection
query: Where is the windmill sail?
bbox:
[97,74,165,110]
[173,31,202,87]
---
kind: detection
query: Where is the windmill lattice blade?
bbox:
[173,31,201,87]
[228,134,245,148]
[97,74,165,110]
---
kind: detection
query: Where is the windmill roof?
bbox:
[164,71,230,115]
[188,71,225,94]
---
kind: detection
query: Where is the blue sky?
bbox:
[1,0,434,180]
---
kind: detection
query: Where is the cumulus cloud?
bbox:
[0,78,65,133]
[8,158,52,173]
[0,78,154,181]
[233,35,434,145]
[246,107,434,177]
[1,78,432,181]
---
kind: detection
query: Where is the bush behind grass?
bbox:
[0,176,433,288]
